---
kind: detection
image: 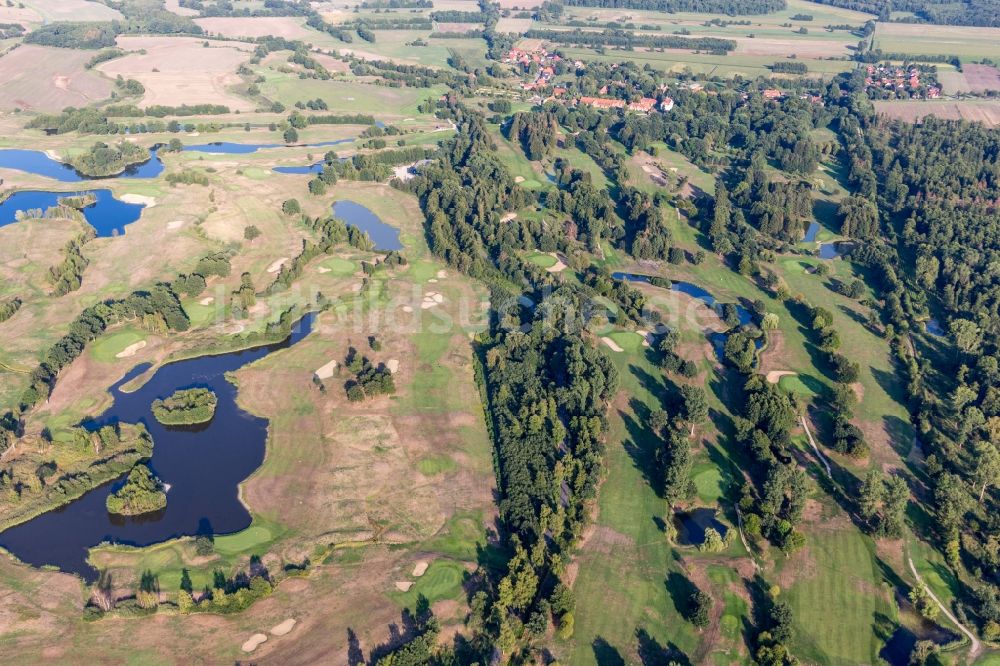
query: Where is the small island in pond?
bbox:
[151,387,218,425]
[105,464,166,516]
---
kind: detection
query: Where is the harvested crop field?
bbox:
[961,64,1000,93]
[97,36,255,111]
[874,99,1000,127]
[194,16,317,40]
[21,0,122,22]
[732,36,852,58]
[495,17,532,33]
[0,45,113,111]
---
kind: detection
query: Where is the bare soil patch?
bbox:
[962,64,1000,93]
[195,16,316,40]
[97,36,254,111]
[0,45,113,112]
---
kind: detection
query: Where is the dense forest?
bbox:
[811,0,1000,26]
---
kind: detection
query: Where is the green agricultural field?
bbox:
[874,22,1000,60]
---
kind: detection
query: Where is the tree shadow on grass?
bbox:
[665,571,696,618]
[593,636,626,666]
[636,627,692,666]
[621,400,664,499]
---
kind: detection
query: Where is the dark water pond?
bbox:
[819,240,855,259]
[612,272,759,361]
[0,148,164,181]
[925,318,945,336]
[0,314,315,581]
[183,138,353,155]
[803,221,820,243]
[0,189,145,237]
[273,161,324,175]
[333,200,402,251]
[675,508,727,546]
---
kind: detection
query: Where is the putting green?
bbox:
[779,373,822,397]
[214,525,273,555]
[526,252,557,269]
[90,329,145,363]
[321,257,357,275]
[608,331,645,353]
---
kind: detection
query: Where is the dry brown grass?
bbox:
[97,36,255,111]
[0,45,113,111]
[874,99,1000,127]
[194,16,318,40]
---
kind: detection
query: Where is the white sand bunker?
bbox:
[317,266,331,274]
[121,194,156,207]
[242,634,267,653]
[199,296,214,306]
[115,340,147,358]
[395,581,414,592]
[412,561,428,577]
[514,176,525,183]
[386,359,399,374]
[428,278,438,283]
[270,618,296,636]
[315,359,338,380]
[436,270,447,278]
[601,337,624,353]
[501,212,518,223]
[267,257,288,273]
[636,330,655,347]
[44,149,61,160]
[402,305,413,313]
[766,370,798,384]
[546,253,568,273]
[421,291,444,309]
[167,220,185,230]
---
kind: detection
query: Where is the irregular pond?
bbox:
[819,240,856,259]
[674,507,727,546]
[183,138,353,155]
[0,189,146,237]
[803,221,820,243]
[612,272,760,361]
[273,161,324,175]
[0,147,164,181]
[0,314,315,581]
[334,200,402,251]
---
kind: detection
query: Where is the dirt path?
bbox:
[907,557,981,661]
[800,416,832,478]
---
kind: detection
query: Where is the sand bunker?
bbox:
[120,194,156,207]
[436,270,447,278]
[402,305,413,313]
[547,253,568,273]
[267,257,288,273]
[766,370,797,384]
[421,291,444,309]
[317,266,331,273]
[501,212,518,222]
[270,618,296,636]
[241,634,267,652]
[636,330,655,347]
[115,340,146,358]
[199,296,214,306]
[514,176,525,183]
[395,581,414,592]
[386,359,399,374]
[167,220,184,230]
[315,359,338,380]
[412,561,428,577]
[428,278,438,283]
[601,337,624,352]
